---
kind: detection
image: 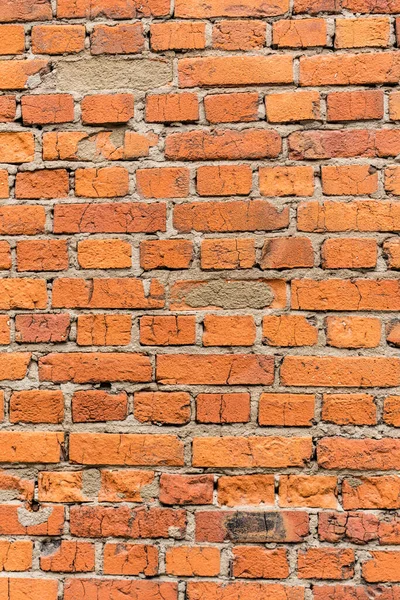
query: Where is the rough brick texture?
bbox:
[0,0,398,596]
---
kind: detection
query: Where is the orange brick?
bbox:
[261,238,314,269]
[326,316,381,348]
[389,92,400,120]
[0,432,63,463]
[196,393,251,424]
[383,395,400,426]
[41,541,95,573]
[197,165,252,196]
[160,473,213,505]
[0,316,10,344]
[175,0,289,16]
[72,390,128,422]
[140,315,196,345]
[273,18,326,47]
[136,167,189,198]
[218,474,275,506]
[204,92,259,123]
[103,543,158,575]
[10,390,64,424]
[77,239,131,269]
[259,393,315,426]
[385,166,400,195]
[335,17,390,48]
[21,94,74,125]
[321,165,378,195]
[322,238,377,268]
[179,56,293,87]
[387,320,400,345]
[328,90,384,121]
[259,166,314,196]
[266,91,320,122]
[99,470,155,503]
[81,94,134,124]
[233,547,289,579]
[213,20,266,50]
[134,392,191,425]
[0,96,16,122]
[91,23,144,54]
[140,240,193,270]
[0,133,33,163]
[0,540,32,571]
[146,93,199,123]
[363,551,400,583]
[32,25,85,54]
[77,315,132,346]
[151,22,205,51]
[323,394,377,425]
[201,239,255,270]
[0,240,11,268]
[203,315,256,346]
[0,25,24,54]
[279,475,337,508]
[0,59,48,90]
[15,169,69,199]
[166,546,220,576]
[298,548,355,580]
[17,240,68,272]
[75,167,129,197]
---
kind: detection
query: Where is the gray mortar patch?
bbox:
[184,280,274,310]
[17,506,53,527]
[82,469,101,498]
[56,58,172,91]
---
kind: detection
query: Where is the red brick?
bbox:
[64,580,177,600]
[22,94,74,125]
[0,0,52,21]
[77,314,132,345]
[57,0,170,18]
[15,314,70,343]
[298,548,355,580]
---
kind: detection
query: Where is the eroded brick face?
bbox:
[0,0,398,597]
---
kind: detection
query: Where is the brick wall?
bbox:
[0,0,399,598]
